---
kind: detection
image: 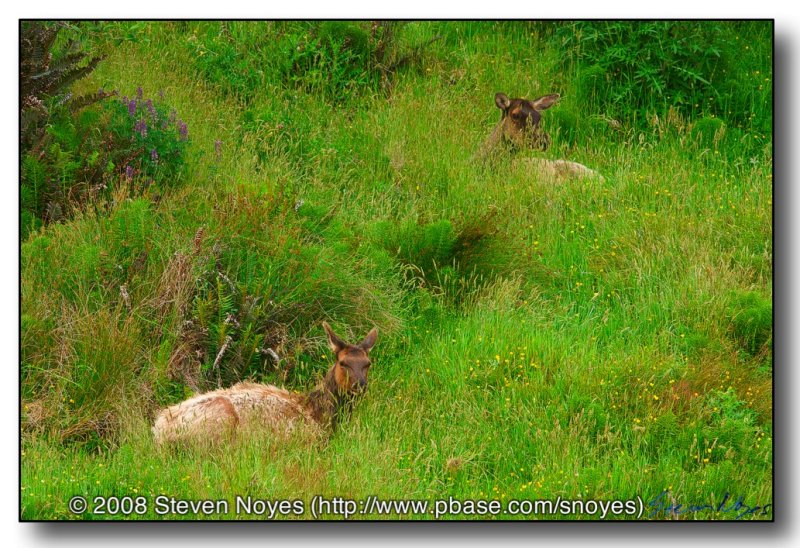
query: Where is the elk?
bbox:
[152,322,378,444]
[481,91,604,180]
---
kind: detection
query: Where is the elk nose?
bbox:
[357,378,368,390]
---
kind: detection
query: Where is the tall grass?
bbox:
[21,21,772,520]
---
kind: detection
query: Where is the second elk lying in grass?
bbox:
[481,92,604,181]
[152,322,378,445]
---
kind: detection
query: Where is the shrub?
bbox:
[553,21,772,133]
[187,22,268,100]
[557,21,727,119]
[21,88,188,239]
[282,21,379,101]
[107,197,158,269]
[112,90,189,184]
[185,21,381,103]
[187,21,436,105]
[182,240,402,390]
[161,187,404,393]
[697,388,761,462]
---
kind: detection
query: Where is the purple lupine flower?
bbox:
[168,109,177,124]
[150,148,159,162]
[122,95,128,104]
[145,99,157,119]
[134,119,148,138]
[178,121,188,141]
[128,99,137,117]
[136,86,143,99]
[125,165,134,180]
[158,90,165,100]
[214,139,222,159]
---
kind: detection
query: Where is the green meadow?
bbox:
[20,21,772,520]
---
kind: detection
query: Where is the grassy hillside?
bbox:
[20,21,772,520]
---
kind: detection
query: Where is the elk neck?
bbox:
[304,364,352,429]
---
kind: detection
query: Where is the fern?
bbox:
[21,21,110,151]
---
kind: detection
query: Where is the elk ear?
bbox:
[322,322,347,354]
[495,92,511,110]
[532,93,560,111]
[359,328,378,353]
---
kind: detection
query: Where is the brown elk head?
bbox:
[494,92,560,151]
[322,322,378,396]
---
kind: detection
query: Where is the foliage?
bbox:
[21,88,188,239]
[366,213,522,305]
[20,20,110,238]
[371,219,457,281]
[20,21,109,151]
[20,22,189,239]
[160,187,405,394]
[186,21,434,104]
[691,115,727,148]
[281,21,378,99]
[726,290,772,358]
[553,21,772,134]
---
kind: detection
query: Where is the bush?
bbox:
[553,21,772,133]
[160,187,404,393]
[182,240,401,390]
[699,388,760,460]
[185,21,382,104]
[21,88,188,239]
[186,21,435,105]
[187,22,269,100]
[370,219,457,284]
[282,21,378,100]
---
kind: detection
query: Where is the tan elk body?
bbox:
[152,322,377,444]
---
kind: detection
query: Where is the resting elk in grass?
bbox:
[153,322,378,445]
[481,92,603,180]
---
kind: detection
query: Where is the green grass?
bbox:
[21,21,772,520]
